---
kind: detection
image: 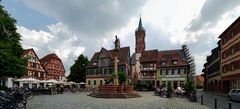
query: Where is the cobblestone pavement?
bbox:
[27,92,209,109]
[196,89,240,109]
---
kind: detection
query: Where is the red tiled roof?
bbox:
[40,53,60,64]
[140,49,158,62]
[86,47,130,68]
[196,75,204,81]
[157,49,188,67]
[40,53,65,72]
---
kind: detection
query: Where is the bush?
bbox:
[166,82,173,98]
[184,81,195,93]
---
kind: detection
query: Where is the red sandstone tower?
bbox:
[135,17,146,53]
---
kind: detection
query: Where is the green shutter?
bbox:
[94,80,96,85]
[88,80,91,85]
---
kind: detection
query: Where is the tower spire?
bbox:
[137,16,144,31]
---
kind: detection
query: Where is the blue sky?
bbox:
[2,0,240,75]
[2,0,56,31]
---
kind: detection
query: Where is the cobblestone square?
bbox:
[27,92,210,109]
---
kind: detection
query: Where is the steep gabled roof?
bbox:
[140,49,158,62]
[158,49,188,67]
[86,52,100,68]
[86,47,130,68]
[40,53,65,72]
[22,48,47,73]
[40,53,60,63]
[98,47,113,59]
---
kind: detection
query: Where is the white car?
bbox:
[227,89,240,101]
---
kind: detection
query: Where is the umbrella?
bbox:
[16,78,40,83]
[45,79,59,83]
[79,82,85,85]
[68,81,78,84]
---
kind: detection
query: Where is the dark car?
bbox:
[227,89,240,101]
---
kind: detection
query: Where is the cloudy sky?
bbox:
[2,0,240,75]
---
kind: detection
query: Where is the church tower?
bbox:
[135,17,146,53]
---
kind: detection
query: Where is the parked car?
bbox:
[227,89,240,101]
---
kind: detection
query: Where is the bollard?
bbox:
[214,98,217,109]
[228,102,231,109]
[201,95,203,105]
[23,102,27,109]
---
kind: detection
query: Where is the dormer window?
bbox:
[93,62,97,66]
[161,61,166,66]
[172,60,178,65]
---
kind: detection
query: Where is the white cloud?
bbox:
[17,23,86,75]
[17,26,53,44]
[15,0,240,75]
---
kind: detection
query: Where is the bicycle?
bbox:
[0,91,26,109]
[23,89,34,100]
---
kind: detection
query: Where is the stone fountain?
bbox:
[89,36,140,98]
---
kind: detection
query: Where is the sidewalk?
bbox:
[203,90,227,97]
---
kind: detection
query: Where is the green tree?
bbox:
[110,71,126,85]
[184,81,195,93]
[0,3,27,77]
[68,54,89,83]
[166,82,173,98]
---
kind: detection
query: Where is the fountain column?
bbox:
[113,35,119,85]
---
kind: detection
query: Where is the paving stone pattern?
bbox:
[196,89,240,109]
[27,92,210,109]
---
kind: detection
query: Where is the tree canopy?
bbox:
[110,71,127,85]
[0,3,27,77]
[68,54,89,83]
